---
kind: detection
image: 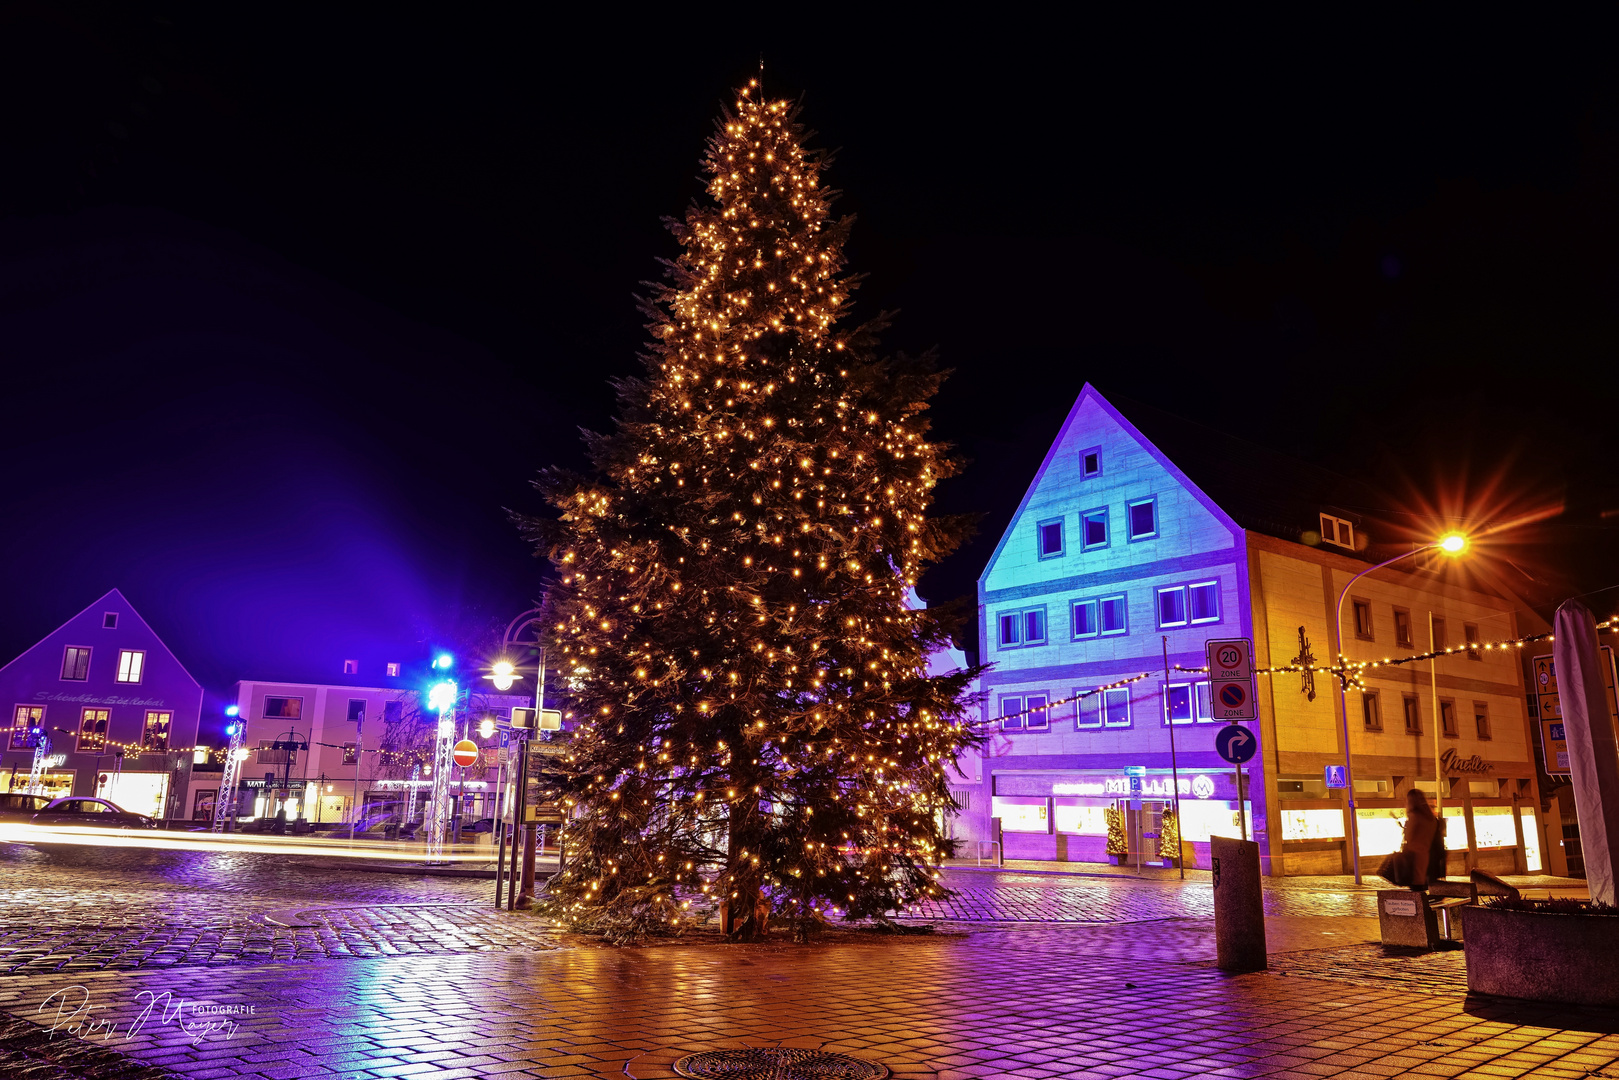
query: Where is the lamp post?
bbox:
[490,606,546,909]
[1335,532,1467,883]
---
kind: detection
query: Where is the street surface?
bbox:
[0,840,1612,1079]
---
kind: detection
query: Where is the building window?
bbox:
[1320,513,1355,549]
[1076,690,1102,729]
[1474,702,1491,739]
[1036,518,1065,560]
[61,647,91,682]
[347,699,366,723]
[1099,595,1128,636]
[998,607,1047,648]
[1432,617,1448,650]
[142,710,171,751]
[1157,586,1188,628]
[1362,692,1382,731]
[343,659,359,675]
[1127,497,1158,540]
[383,700,403,724]
[1352,599,1374,641]
[1393,608,1413,647]
[116,649,145,684]
[263,696,303,720]
[1195,682,1213,722]
[1002,693,1049,732]
[999,612,1020,648]
[77,707,110,754]
[1103,687,1132,728]
[1402,695,1422,735]
[1081,507,1109,550]
[1081,448,1102,478]
[385,662,401,677]
[342,742,358,765]
[1072,600,1098,639]
[1164,682,1194,726]
[1440,699,1458,737]
[1188,581,1220,624]
[102,612,118,629]
[1464,623,1482,660]
[10,705,44,750]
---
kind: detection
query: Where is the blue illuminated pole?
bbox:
[425,657,457,864]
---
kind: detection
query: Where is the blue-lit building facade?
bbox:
[952,385,1543,877]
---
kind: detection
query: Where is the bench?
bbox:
[1379,871,1523,948]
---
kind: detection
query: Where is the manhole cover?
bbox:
[673,1048,889,1079]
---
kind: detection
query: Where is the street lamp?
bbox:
[485,659,522,692]
[1335,532,1469,883]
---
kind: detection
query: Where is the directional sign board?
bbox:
[1215,724,1257,765]
[1532,647,1616,776]
[1541,721,1568,774]
[1205,637,1257,720]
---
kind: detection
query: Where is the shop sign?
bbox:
[1439,749,1492,775]
[1052,774,1221,799]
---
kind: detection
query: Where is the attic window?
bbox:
[102,612,118,629]
[343,659,359,675]
[385,662,401,677]
[1080,447,1102,479]
[1320,513,1355,549]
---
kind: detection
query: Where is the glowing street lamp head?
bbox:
[478,717,496,739]
[433,654,454,671]
[224,705,239,717]
[1438,533,1468,555]
[428,680,457,713]
[485,658,521,692]
[224,721,240,737]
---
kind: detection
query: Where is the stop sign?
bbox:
[452,740,479,768]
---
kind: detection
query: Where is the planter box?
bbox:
[1461,906,1619,1007]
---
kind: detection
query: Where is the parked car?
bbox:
[32,796,158,829]
[0,793,53,822]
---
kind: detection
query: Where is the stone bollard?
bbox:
[1211,835,1267,971]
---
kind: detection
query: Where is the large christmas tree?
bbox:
[523,79,981,942]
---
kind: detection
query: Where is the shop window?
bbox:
[1081,507,1109,550]
[1188,581,1220,624]
[1072,600,1098,639]
[1099,594,1128,636]
[990,796,1049,833]
[1362,691,1383,731]
[1127,497,1158,540]
[61,646,91,681]
[1464,623,1482,660]
[1103,687,1131,728]
[1037,518,1065,559]
[10,705,44,750]
[1474,701,1491,740]
[1393,608,1413,647]
[142,710,171,751]
[1471,806,1519,849]
[1080,447,1102,479]
[264,696,302,720]
[1054,803,1108,834]
[1156,586,1188,628]
[116,649,145,684]
[1402,694,1421,735]
[1440,699,1458,737]
[77,707,109,754]
[1281,808,1347,841]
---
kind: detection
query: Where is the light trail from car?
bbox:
[0,823,498,860]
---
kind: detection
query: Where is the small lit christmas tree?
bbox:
[521,79,982,941]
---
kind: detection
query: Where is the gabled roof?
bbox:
[0,587,202,689]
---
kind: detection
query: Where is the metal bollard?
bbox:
[1210,835,1267,971]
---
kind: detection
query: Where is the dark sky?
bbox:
[4,7,1618,726]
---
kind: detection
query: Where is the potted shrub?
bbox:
[1104,806,1128,865]
[1461,897,1619,1007]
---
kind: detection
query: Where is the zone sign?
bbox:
[1205,638,1253,681]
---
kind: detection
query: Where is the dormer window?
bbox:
[1320,513,1355,549]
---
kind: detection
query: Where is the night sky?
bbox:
[4,8,1617,730]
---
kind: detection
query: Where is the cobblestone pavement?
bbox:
[2,925,1616,1080]
[0,843,556,976]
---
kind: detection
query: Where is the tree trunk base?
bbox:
[719,898,771,940]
